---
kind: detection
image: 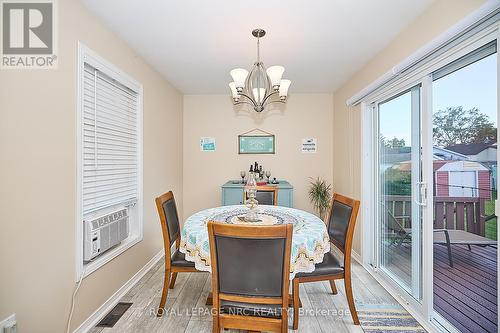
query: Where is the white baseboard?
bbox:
[351,250,362,264]
[73,250,164,333]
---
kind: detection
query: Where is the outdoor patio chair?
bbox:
[384,206,497,267]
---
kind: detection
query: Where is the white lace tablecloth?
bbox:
[179,205,330,279]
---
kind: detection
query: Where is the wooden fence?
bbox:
[384,195,486,236]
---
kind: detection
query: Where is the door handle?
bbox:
[414,181,427,206]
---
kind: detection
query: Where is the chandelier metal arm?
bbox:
[234,100,256,107]
[246,63,259,90]
[267,100,285,104]
[261,90,279,106]
[238,92,258,107]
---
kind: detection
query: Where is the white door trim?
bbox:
[410,85,422,300]
[421,75,434,324]
[361,102,375,266]
[496,23,500,327]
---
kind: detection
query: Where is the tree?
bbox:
[380,135,406,149]
[433,106,496,147]
[383,168,411,195]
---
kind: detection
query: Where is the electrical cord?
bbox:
[66,266,86,333]
[435,182,494,192]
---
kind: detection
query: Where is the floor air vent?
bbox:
[96,302,133,328]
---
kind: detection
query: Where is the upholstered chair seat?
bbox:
[294,252,344,278]
[170,249,195,267]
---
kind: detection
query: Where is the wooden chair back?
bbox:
[208,221,292,330]
[244,185,278,205]
[325,193,360,263]
[155,191,181,266]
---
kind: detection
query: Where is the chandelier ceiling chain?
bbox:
[229,29,291,113]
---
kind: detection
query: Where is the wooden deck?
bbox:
[434,244,497,333]
[385,243,497,333]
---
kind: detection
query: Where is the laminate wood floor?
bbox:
[88,256,404,333]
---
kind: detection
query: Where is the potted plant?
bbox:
[308,177,332,220]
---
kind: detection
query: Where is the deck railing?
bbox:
[384,195,486,236]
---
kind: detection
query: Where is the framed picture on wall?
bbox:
[238,129,275,154]
[200,137,216,152]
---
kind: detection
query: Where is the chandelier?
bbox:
[229,29,291,113]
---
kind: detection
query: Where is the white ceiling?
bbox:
[82,0,434,94]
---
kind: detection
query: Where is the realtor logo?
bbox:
[1,0,57,68]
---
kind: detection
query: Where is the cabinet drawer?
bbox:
[222,188,244,205]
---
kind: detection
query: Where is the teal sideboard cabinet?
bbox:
[221,180,294,207]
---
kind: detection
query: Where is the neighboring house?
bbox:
[379,146,411,172]
[433,146,469,161]
[446,141,497,163]
[381,146,468,173]
[380,146,466,172]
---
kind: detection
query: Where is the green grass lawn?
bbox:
[485,193,497,240]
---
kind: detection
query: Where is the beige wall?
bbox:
[332,0,487,255]
[183,94,333,218]
[0,0,183,331]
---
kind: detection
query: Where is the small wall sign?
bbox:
[301,138,317,153]
[238,129,275,154]
[200,137,216,152]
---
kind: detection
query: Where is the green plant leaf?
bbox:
[308,177,332,219]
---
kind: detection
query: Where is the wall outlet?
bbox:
[0,314,16,333]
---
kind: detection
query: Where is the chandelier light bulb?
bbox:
[230,68,248,92]
[266,66,285,90]
[279,79,291,100]
[229,82,239,101]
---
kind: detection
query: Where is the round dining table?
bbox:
[179,205,330,280]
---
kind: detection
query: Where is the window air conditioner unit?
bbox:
[84,207,129,262]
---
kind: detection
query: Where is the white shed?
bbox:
[435,161,491,198]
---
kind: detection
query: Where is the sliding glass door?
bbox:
[371,38,498,333]
[431,43,498,333]
[377,85,422,301]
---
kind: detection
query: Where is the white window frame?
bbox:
[359,22,499,333]
[76,42,143,280]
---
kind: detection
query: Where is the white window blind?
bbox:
[82,63,139,216]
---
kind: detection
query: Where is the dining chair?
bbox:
[244,185,278,205]
[207,221,293,333]
[291,193,360,329]
[155,191,200,317]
